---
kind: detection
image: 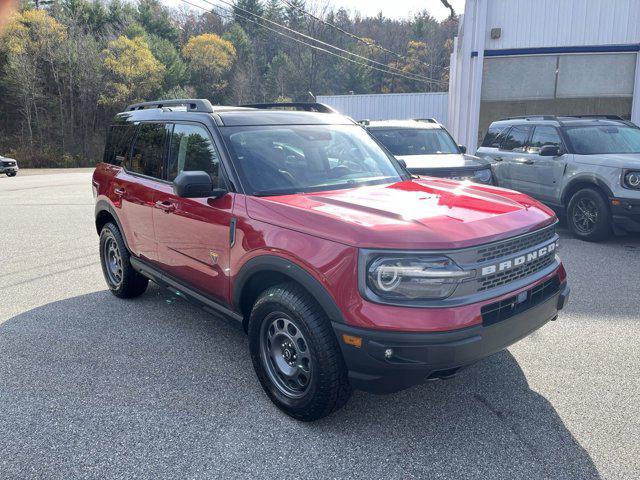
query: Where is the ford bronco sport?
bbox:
[477,115,640,241]
[364,119,494,184]
[93,99,569,421]
[0,155,18,176]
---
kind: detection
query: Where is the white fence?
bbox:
[316,92,449,124]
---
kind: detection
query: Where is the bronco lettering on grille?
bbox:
[480,241,558,276]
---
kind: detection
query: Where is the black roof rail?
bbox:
[504,115,558,121]
[240,102,338,113]
[126,99,214,113]
[414,118,439,123]
[564,114,625,120]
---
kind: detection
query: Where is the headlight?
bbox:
[473,168,493,184]
[363,254,474,302]
[623,170,640,189]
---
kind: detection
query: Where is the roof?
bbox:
[363,119,443,130]
[120,99,355,126]
[491,116,636,128]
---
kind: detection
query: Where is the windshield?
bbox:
[221,125,407,196]
[369,128,459,156]
[563,125,640,154]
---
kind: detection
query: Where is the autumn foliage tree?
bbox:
[182,33,236,100]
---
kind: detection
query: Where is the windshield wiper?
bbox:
[253,189,301,197]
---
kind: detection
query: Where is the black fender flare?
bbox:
[562,174,614,205]
[233,255,347,324]
[95,199,131,252]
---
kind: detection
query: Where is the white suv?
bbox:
[477,116,640,241]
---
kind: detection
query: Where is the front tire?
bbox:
[6,172,16,177]
[248,283,351,421]
[99,222,148,298]
[567,188,612,242]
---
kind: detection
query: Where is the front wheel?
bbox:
[248,283,351,421]
[6,172,16,177]
[567,188,611,241]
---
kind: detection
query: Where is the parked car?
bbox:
[93,99,569,421]
[363,119,493,184]
[0,155,18,176]
[477,116,640,241]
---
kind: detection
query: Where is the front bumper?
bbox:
[0,166,18,174]
[610,197,640,233]
[333,281,569,394]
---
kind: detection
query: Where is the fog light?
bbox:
[384,348,393,359]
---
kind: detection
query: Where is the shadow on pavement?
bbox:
[0,288,601,479]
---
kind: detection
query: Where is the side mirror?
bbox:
[458,145,467,154]
[173,171,227,198]
[539,145,561,157]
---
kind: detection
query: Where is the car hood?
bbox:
[574,153,640,168]
[245,179,556,250]
[396,154,490,171]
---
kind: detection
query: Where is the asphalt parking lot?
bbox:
[1,171,638,479]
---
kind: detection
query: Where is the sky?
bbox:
[168,0,467,22]
[325,0,466,21]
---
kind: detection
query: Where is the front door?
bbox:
[516,125,567,203]
[153,122,234,305]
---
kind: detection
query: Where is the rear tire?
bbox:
[6,172,16,177]
[99,222,148,298]
[248,283,351,421]
[567,188,611,242]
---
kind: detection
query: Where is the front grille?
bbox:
[476,225,556,263]
[477,253,555,292]
[481,276,560,326]
[2,161,15,167]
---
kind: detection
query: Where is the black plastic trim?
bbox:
[130,257,244,324]
[95,200,130,251]
[561,174,615,205]
[233,255,347,324]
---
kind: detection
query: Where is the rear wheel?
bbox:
[99,222,148,298]
[248,283,351,421]
[567,188,611,241]
[6,172,16,177]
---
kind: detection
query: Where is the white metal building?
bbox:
[448,0,640,153]
[316,92,449,124]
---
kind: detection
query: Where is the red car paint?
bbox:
[94,163,564,333]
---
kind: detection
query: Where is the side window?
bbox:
[529,126,562,153]
[481,125,506,147]
[103,123,136,166]
[499,125,531,152]
[167,124,222,185]
[129,123,166,179]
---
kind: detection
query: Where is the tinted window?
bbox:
[221,124,405,196]
[129,123,166,178]
[369,128,459,156]
[167,124,222,185]
[500,126,531,151]
[529,126,562,153]
[563,125,640,154]
[481,125,507,147]
[103,123,136,166]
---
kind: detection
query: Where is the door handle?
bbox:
[155,200,176,213]
[114,187,125,195]
[494,156,503,162]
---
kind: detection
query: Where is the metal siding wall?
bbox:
[484,0,640,50]
[316,93,449,124]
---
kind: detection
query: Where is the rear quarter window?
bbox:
[103,123,137,166]
[481,125,507,147]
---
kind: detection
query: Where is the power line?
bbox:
[180,0,445,86]
[200,0,446,86]
[279,0,445,72]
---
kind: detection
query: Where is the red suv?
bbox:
[93,99,569,421]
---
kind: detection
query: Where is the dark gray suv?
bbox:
[477,116,640,241]
[0,155,18,177]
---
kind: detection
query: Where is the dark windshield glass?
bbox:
[369,128,459,156]
[564,125,640,154]
[221,125,406,195]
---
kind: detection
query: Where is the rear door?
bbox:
[495,125,532,191]
[153,122,235,305]
[112,122,168,262]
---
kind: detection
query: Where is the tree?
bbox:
[147,34,188,93]
[100,35,165,106]
[182,33,236,100]
[233,0,264,37]
[137,0,179,43]
[266,51,295,99]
